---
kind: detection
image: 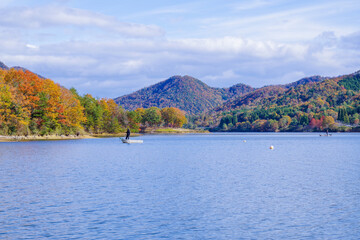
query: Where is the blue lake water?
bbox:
[0,133,360,239]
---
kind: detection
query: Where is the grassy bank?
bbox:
[0,133,143,142]
[0,135,97,142]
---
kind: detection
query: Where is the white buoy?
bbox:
[269,145,274,150]
[243,140,246,142]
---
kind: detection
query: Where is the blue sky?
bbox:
[1,0,360,98]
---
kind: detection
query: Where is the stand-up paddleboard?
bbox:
[121,138,143,144]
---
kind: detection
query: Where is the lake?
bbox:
[1,133,360,239]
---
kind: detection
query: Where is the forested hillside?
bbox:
[0,68,187,136]
[0,68,119,135]
[190,71,360,132]
[114,75,254,114]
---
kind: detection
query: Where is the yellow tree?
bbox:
[322,116,336,130]
[161,107,187,127]
[0,70,32,134]
[161,107,176,127]
[60,88,86,131]
[99,98,124,133]
[172,108,187,127]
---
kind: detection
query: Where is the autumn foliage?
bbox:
[0,69,188,136]
[161,107,187,127]
[0,69,86,135]
[0,69,126,135]
[126,106,187,131]
[192,72,360,132]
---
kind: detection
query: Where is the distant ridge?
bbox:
[0,61,46,79]
[211,72,359,114]
[114,75,254,114]
[285,75,326,88]
[11,66,45,79]
[114,70,360,117]
[113,74,333,114]
[114,74,335,114]
[0,61,9,70]
[196,70,360,130]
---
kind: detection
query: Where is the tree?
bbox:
[35,79,64,134]
[299,115,309,126]
[0,84,29,135]
[60,88,86,132]
[279,116,292,129]
[265,120,279,132]
[322,116,335,130]
[127,110,142,131]
[232,114,238,125]
[161,107,177,127]
[161,107,187,128]
[309,116,324,130]
[99,98,124,133]
[172,108,187,127]
[252,119,267,131]
[338,107,349,123]
[219,115,233,129]
[344,113,350,124]
[143,107,162,127]
[80,94,103,133]
[236,121,252,131]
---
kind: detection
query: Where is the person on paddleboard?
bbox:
[126,128,130,140]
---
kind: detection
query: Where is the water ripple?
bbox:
[0,134,360,239]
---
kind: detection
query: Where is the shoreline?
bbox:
[1,131,359,142]
[0,134,98,142]
[0,129,206,142]
[0,133,132,142]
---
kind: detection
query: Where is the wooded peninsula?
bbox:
[0,68,187,137]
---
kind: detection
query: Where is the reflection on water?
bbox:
[1,133,360,239]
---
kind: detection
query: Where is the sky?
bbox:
[1,0,360,98]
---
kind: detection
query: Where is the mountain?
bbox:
[114,75,254,114]
[284,75,326,88]
[11,66,45,79]
[217,72,360,112]
[214,85,286,112]
[194,70,360,132]
[0,61,9,70]
[0,61,45,78]
[224,83,257,100]
[114,74,335,115]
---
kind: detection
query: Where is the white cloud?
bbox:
[279,71,306,84]
[203,70,240,86]
[2,54,97,74]
[26,44,39,49]
[0,5,164,38]
[88,60,144,76]
[201,1,360,42]
[0,1,359,97]
[3,31,359,96]
[340,31,360,49]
